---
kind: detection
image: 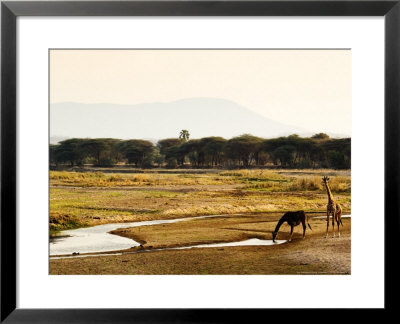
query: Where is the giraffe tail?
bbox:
[308,223,312,230]
[340,218,343,226]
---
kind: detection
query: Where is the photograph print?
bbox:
[49,49,351,275]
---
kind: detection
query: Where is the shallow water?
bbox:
[50,214,238,256]
[51,238,286,260]
[50,214,351,258]
[172,238,286,250]
[313,214,351,219]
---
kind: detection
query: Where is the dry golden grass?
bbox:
[247,175,351,193]
[50,169,350,192]
[219,169,285,180]
[49,169,351,233]
[50,170,235,187]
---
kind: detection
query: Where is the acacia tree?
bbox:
[201,137,226,167]
[79,138,116,166]
[152,148,165,167]
[49,144,59,166]
[273,145,296,167]
[157,138,182,166]
[103,138,124,164]
[180,139,202,167]
[50,134,351,169]
[312,133,330,140]
[321,138,351,169]
[225,134,263,167]
[53,138,87,166]
[119,140,154,167]
[157,138,181,155]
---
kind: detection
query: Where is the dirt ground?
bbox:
[50,169,350,274]
[49,215,350,275]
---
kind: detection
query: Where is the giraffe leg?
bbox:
[302,221,306,239]
[289,226,294,241]
[325,212,329,238]
[336,206,342,238]
[332,214,335,238]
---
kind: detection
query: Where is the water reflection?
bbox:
[50,214,235,256]
[51,238,286,260]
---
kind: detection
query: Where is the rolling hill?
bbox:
[50,98,307,141]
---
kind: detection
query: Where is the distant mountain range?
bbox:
[50,98,319,142]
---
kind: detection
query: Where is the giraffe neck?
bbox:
[324,182,334,203]
[273,218,285,234]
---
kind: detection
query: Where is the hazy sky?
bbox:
[50,49,351,136]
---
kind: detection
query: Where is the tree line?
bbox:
[50,132,350,169]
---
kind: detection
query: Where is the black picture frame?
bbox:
[1,0,398,322]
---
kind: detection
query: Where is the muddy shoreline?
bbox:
[50,214,351,275]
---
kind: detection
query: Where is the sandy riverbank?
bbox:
[50,214,350,275]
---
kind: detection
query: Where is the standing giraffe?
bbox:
[322,176,343,238]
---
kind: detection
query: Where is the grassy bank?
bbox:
[49,169,351,233]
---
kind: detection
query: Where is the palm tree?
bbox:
[179,129,190,142]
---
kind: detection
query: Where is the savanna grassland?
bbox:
[49,168,351,275]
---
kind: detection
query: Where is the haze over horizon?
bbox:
[50,49,351,140]
[50,98,350,143]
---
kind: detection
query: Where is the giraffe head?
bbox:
[322,176,330,184]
